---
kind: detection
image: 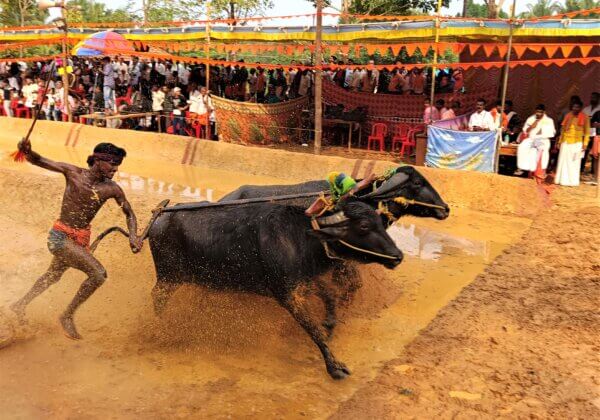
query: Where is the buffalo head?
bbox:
[311,200,403,269]
[362,166,450,222]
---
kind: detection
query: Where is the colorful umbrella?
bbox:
[71,31,134,56]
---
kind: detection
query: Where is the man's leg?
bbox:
[10,257,69,319]
[53,241,108,340]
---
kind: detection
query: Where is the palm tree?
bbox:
[521,0,563,17]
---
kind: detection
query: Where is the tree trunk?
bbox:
[463,0,468,17]
[229,1,236,25]
[487,0,499,18]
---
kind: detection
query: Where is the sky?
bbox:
[51,0,544,24]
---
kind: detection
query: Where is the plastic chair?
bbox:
[399,128,417,158]
[15,107,31,119]
[367,123,388,152]
[391,124,411,152]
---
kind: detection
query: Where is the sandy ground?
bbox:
[0,135,598,418]
[0,160,530,419]
[333,187,600,418]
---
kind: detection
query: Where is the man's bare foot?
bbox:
[9,303,26,324]
[59,315,82,340]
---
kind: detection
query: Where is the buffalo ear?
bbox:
[308,227,344,241]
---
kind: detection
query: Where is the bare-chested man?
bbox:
[10,139,143,339]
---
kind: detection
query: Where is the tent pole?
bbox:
[428,0,443,111]
[495,0,517,173]
[60,7,72,122]
[314,0,323,155]
[205,1,211,140]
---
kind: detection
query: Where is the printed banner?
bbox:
[426,125,497,173]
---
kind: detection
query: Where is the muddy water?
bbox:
[0,143,531,419]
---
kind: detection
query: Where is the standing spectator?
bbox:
[171,87,188,135]
[256,67,267,103]
[1,79,13,117]
[555,99,590,186]
[349,68,362,92]
[344,59,354,88]
[248,69,258,100]
[516,104,555,179]
[102,56,115,111]
[452,68,464,92]
[22,77,38,113]
[409,68,425,95]
[387,69,403,94]
[92,85,105,113]
[581,91,599,175]
[359,70,377,93]
[468,99,494,131]
[298,69,312,97]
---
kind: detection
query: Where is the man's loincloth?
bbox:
[47,221,91,252]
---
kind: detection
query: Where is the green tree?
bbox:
[519,0,563,17]
[459,0,508,18]
[308,0,447,18]
[67,0,136,23]
[562,0,599,16]
[140,0,205,23]
[0,0,48,27]
[209,0,275,25]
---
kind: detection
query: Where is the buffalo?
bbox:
[219,166,450,334]
[219,166,450,223]
[148,199,402,379]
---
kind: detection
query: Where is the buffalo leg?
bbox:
[151,280,180,317]
[317,286,337,338]
[280,295,350,380]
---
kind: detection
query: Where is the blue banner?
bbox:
[426,126,497,173]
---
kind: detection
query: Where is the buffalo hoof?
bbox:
[328,362,351,380]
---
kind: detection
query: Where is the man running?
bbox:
[10,139,143,339]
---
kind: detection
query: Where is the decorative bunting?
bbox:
[544,45,559,57]
[482,44,496,57]
[513,45,527,58]
[579,45,593,57]
[560,45,575,57]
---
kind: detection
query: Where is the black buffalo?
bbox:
[219,166,449,333]
[148,199,402,379]
[220,166,450,222]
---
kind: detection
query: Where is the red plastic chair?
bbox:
[391,123,411,152]
[367,123,388,152]
[115,87,133,107]
[399,128,417,158]
[15,107,31,119]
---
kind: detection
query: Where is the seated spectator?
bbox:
[516,104,555,179]
[490,100,508,130]
[409,68,425,95]
[452,68,464,92]
[442,100,461,120]
[423,98,440,124]
[468,98,495,131]
[503,100,521,143]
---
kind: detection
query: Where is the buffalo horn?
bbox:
[361,172,410,199]
[316,211,348,226]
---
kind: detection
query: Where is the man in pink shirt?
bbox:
[441,100,461,120]
[423,98,440,124]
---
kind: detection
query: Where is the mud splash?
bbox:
[0,144,531,418]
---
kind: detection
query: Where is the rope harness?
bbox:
[310,218,400,261]
[378,196,447,225]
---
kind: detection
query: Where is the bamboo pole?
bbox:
[314,0,323,155]
[205,1,211,140]
[428,0,444,112]
[60,7,71,122]
[495,0,518,173]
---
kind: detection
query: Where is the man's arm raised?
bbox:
[17,137,78,174]
[113,185,142,253]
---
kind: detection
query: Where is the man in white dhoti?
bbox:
[554,100,591,187]
[516,104,555,180]
[468,99,494,131]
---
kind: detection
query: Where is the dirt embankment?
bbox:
[332,202,600,418]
